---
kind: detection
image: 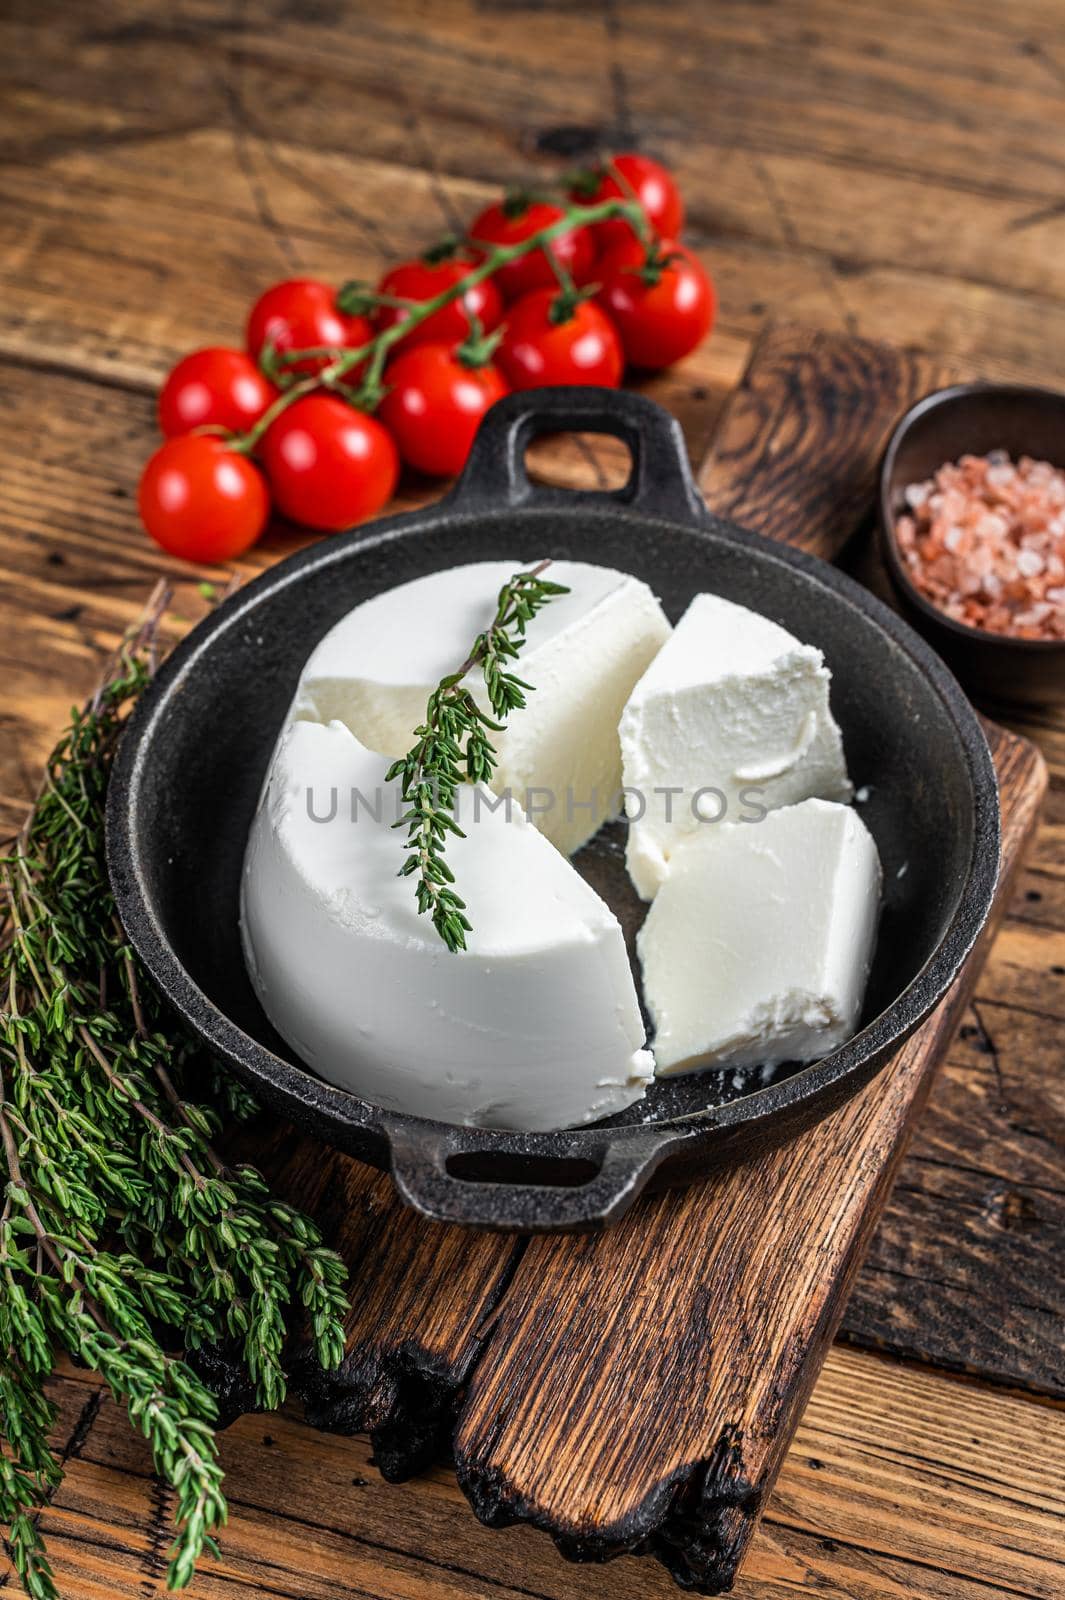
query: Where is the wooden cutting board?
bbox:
[218,325,1046,1594]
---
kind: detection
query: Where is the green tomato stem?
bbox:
[237,196,648,451]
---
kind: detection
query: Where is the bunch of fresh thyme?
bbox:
[0,592,348,1598]
[387,562,569,952]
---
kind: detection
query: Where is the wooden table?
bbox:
[2,5,1064,1598]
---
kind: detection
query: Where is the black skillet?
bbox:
[106,388,999,1232]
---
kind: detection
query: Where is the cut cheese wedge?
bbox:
[619,593,852,899]
[241,718,654,1131]
[293,559,670,857]
[638,799,881,1074]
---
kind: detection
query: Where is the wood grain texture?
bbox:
[234,1126,522,1481]
[424,326,1047,1586]
[698,327,958,556]
[844,999,1065,1396]
[5,4,1065,383]
[20,1347,1065,1600]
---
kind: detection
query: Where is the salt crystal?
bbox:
[899,451,1065,640]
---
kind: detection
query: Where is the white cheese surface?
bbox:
[639,798,881,1074]
[619,593,852,899]
[241,718,653,1131]
[293,559,670,857]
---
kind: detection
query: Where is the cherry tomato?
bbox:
[246,279,371,377]
[573,153,684,255]
[468,200,596,302]
[260,394,398,530]
[378,343,508,477]
[497,289,623,390]
[373,258,503,350]
[158,347,278,439]
[595,237,715,369]
[138,436,269,563]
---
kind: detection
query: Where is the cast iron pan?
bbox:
[106,388,999,1232]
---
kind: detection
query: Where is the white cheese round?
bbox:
[638,798,881,1074]
[241,718,653,1131]
[292,559,671,858]
[619,593,853,899]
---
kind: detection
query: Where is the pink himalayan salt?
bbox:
[895,451,1065,640]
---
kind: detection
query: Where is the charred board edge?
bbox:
[445,1037,926,1592]
[456,1426,762,1593]
[296,1337,469,1482]
[292,1233,527,1480]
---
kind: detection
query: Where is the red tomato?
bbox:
[573,153,684,255]
[158,347,278,439]
[497,289,623,390]
[246,279,372,376]
[260,394,398,530]
[373,258,503,350]
[468,200,596,301]
[378,344,508,477]
[595,237,715,369]
[138,436,269,563]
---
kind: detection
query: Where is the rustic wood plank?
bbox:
[751,1344,1065,1600]
[11,2,1065,222]
[8,4,1065,388]
[15,1346,1065,1600]
[226,1125,522,1481]
[846,1050,1065,1397]
[448,721,1041,1592]
[9,0,1065,202]
[697,327,959,556]
[3,132,1065,390]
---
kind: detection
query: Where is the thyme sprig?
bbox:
[0,591,349,1598]
[387,562,569,953]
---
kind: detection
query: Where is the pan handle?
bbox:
[448,386,707,525]
[385,1120,674,1232]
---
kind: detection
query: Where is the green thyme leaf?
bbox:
[391,562,569,952]
[0,588,350,1598]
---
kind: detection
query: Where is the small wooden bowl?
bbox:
[879,383,1065,705]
